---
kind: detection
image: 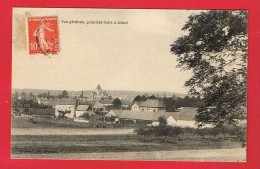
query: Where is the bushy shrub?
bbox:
[135,125,183,143]
[79,113,90,120]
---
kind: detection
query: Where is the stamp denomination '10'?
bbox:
[27,16,60,55]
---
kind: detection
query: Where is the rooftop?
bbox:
[93,101,105,109]
[140,99,166,108]
[106,110,175,121]
[106,107,198,121]
[133,101,143,106]
[76,105,90,111]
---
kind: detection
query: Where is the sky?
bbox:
[12,8,203,94]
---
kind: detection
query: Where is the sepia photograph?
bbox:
[12,8,247,161]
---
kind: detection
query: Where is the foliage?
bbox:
[158,116,167,126]
[113,98,122,108]
[133,94,203,109]
[134,125,154,137]
[59,90,69,98]
[176,96,203,108]
[79,113,90,120]
[89,116,107,128]
[135,116,183,143]
[170,10,247,127]
[161,97,177,112]
[133,95,147,102]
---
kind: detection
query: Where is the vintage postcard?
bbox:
[12,8,247,161]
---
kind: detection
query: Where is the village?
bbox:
[11,85,246,161]
[12,84,202,128]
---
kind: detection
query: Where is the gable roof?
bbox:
[106,110,175,121]
[133,101,143,106]
[106,107,198,121]
[93,101,105,109]
[76,105,90,111]
[55,98,76,105]
[140,99,166,108]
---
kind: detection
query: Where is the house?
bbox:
[75,105,91,118]
[139,99,166,112]
[55,98,77,118]
[106,107,203,128]
[91,84,109,99]
[131,101,143,111]
[92,101,107,112]
[171,107,200,128]
[37,97,56,108]
[37,97,50,105]
[105,110,178,126]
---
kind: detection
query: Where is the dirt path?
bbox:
[12,148,246,162]
[11,128,135,135]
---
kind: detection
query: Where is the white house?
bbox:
[75,105,91,118]
[92,101,107,112]
[131,101,143,111]
[55,98,76,118]
[139,99,166,112]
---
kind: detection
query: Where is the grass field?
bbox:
[11,116,246,161]
[12,148,246,161]
[12,116,91,128]
[12,134,241,154]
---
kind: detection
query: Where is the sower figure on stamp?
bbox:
[33,19,54,55]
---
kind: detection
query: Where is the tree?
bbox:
[170,11,247,128]
[38,93,48,98]
[141,95,148,102]
[162,97,176,112]
[134,125,154,141]
[60,90,69,98]
[14,91,19,98]
[158,116,167,126]
[147,95,157,99]
[47,91,51,99]
[79,113,90,120]
[29,93,35,100]
[113,98,122,109]
[133,95,142,102]
[21,91,26,98]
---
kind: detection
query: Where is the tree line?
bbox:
[133,95,203,111]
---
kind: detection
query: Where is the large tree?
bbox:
[60,90,69,98]
[113,98,122,109]
[170,11,247,127]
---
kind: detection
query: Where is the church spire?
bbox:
[96,84,102,90]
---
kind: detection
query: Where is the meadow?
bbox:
[11,116,245,161]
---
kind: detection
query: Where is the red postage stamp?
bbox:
[27,16,60,55]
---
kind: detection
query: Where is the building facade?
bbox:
[139,99,166,112]
[54,98,76,118]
